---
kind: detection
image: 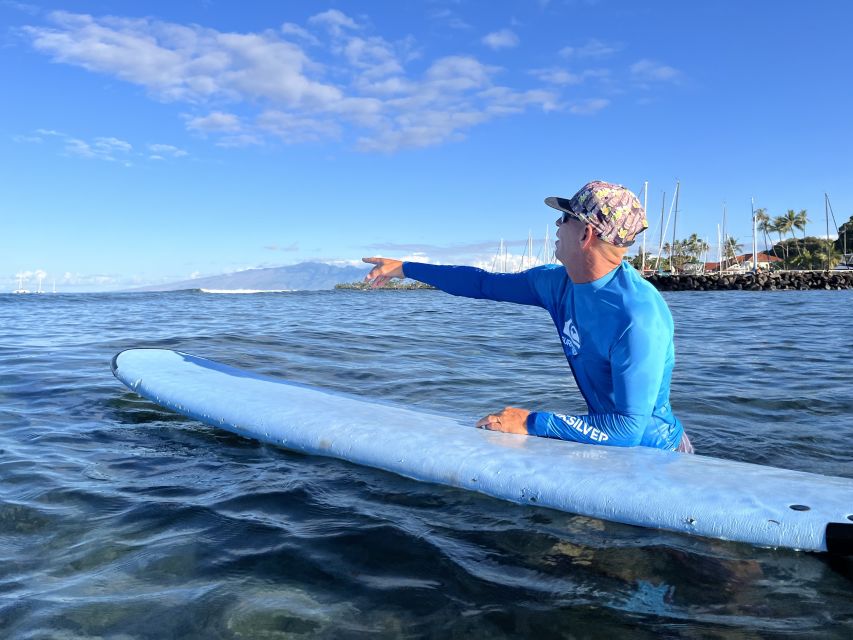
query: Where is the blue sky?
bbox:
[2,0,852,290]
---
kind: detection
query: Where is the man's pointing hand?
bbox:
[363,257,404,288]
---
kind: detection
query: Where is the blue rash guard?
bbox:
[403,261,684,450]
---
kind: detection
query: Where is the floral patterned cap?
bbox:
[545,180,648,247]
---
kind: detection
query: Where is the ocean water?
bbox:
[1,288,852,639]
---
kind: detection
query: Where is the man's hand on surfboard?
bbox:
[363,257,405,288]
[476,407,530,435]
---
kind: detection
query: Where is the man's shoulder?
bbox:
[524,264,570,307]
[611,263,671,320]
[528,264,569,280]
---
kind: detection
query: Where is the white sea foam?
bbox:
[199,288,295,294]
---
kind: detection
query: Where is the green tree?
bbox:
[789,248,816,270]
[684,233,709,263]
[663,240,691,273]
[794,209,809,242]
[835,215,853,257]
[815,244,843,270]
[772,215,792,268]
[630,250,652,272]
[723,235,743,267]
[782,209,803,259]
[755,208,773,255]
[771,235,844,270]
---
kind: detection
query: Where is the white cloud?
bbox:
[186,111,242,133]
[559,38,620,59]
[529,67,612,86]
[59,134,132,161]
[307,9,360,37]
[21,127,179,164]
[148,143,188,157]
[19,11,574,153]
[281,22,320,46]
[95,136,132,153]
[568,98,609,115]
[61,271,119,286]
[529,67,583,85]
[400,252,433,263]
[25,12,339,107]
[482,29,519,50]
[264,242,299,252]
[215,134,263,148]
[425,55,495,92]
[257,110,341,144]
[429,9,471,30]
[630,59,681,83]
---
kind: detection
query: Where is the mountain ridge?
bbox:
[127,261,371,292]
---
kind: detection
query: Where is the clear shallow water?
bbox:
[1,289,852,639]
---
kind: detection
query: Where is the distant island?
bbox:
[335,280,435,290]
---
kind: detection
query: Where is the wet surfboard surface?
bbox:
[112,348,853,554]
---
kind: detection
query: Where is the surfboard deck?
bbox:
[111,348,853,554]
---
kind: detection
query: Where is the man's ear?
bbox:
[581,224,595,247]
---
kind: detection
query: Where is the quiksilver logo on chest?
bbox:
[562,319,581,355]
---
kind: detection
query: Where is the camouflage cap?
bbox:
[545,180,648,247]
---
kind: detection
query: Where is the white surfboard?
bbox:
[111,349,853,554]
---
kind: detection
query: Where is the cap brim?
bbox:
[545,196,577,215]
[544,196,574,213]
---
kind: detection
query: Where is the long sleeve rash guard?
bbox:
[402,261,684,450]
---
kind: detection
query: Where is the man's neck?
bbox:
[566,254,622,284]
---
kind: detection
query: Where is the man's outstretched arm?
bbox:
[363,257,546,306]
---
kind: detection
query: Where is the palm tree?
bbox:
[691,235,710,264]
[790,248,815,270]
[816,245,843,270]
[755,208,773,255]
[783,209,802,259]
[723,235,743,267]
[794,209,809,244]
[773,215,792,268]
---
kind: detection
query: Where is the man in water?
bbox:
[364,180,692,453]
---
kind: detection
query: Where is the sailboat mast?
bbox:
[654,192,665,271]
[671,180,680,274]
[825,193,831,271]
[491,240,500,272]
[717,224,722,273]
[751,197,758,273]
[526,230,533,270]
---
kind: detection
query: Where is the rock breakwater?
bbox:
[645,271,853,291]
